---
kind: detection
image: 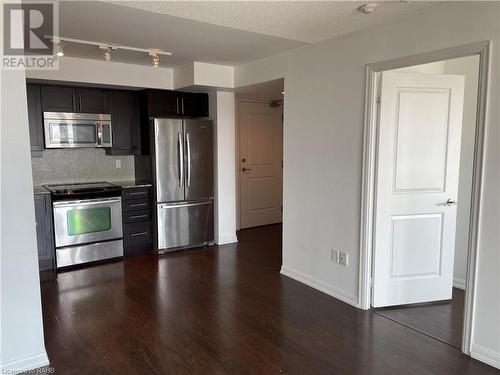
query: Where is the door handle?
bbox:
[178,132,184,188]
[441,199,457,206]
[242,167,252,172]
[186,132,191,187]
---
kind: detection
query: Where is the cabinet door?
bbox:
[106,91,140,155]
[41,85,76,112]
[77,88,109,113]
[181,93,209,117]
[26,84,44,156]
[147,90,180,117]
[34,195,54,271]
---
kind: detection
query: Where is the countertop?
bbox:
[33,185,50,195]
[33,181,152,195]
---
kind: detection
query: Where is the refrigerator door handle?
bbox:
[159,200,211,209]
[186,132,191,187]
[178,132,184,188]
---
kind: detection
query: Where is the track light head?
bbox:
[56,41,64,57]
[151,52,159,67]
[104,47,111,62]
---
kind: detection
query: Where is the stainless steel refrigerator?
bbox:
[151,118,214,253]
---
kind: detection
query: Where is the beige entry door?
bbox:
[239,101,283,229]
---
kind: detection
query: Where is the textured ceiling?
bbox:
[113,1,438,43]
[58,1,439,67]
[59,1,305,67]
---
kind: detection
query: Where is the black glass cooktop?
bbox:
[44,182,122,201]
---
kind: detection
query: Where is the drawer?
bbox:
[122,199,150,212]
[122,187,151,201]
[123,222,153,246]
[123,209,151,224]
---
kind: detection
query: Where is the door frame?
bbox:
[358,41,491,355]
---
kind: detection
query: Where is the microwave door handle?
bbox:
[97,122,102,146]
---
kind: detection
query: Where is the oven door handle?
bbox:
[53,197,122,207]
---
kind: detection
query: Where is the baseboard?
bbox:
[280,266,358,308]
[453,277,466,290]
[215,234,238,245]
[471,344,500,370]
[1,352,49,374]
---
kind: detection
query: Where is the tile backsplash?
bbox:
[31,149,135,185]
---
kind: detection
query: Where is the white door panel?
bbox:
[239,102,283,229]
[373,72,465,307]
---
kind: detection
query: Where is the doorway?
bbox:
[235,79,284,230]
[359,42,490,354]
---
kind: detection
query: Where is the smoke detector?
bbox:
[359,4,378,14]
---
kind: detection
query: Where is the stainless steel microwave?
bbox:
[44,112,112,148]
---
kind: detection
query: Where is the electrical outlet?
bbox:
[338,251,348,266]
[115,159,121,169]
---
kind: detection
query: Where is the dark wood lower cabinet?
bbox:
[34,193,55,271]
[122,186,153,255]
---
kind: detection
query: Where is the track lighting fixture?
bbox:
[56,41,64,57]
[47,36,171,66]
[104,47,111,62]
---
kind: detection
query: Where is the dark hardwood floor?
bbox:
[39,225,498,374]
[374,288,465,348]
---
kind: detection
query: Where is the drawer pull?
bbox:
[129,203,148,208]
[129,191,147,196]
[129,214,148,219]
[130,231,149,237]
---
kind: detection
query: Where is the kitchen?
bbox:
[30,83,215,271]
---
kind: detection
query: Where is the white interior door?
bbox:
[239,101,283,229]
[372,72,465,308]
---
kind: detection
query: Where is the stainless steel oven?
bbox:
[44,112,112,148]
[46,183,124,268]
[53,197,122,247]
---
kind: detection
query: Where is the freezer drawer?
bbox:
[157,199,214,251]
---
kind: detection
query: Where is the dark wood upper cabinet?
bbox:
[77,88,109,113]
[146,90,179,117]
[41,85,76,112]
[106,90,141,155]
[145,90,209,118]
[180,92,209,117]
[41,85,109,113]
[27,84,44,156]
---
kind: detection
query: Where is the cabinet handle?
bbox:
[129,214,147,219]
[129,191,146,196]
[129,203,148,208]
[130,231,148,237]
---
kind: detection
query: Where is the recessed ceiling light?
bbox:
[359,3,378,14]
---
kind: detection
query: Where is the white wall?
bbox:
[235,2,500,367]
[27,56,174,89]
[0,69,49,371]
[209,91,238,245]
